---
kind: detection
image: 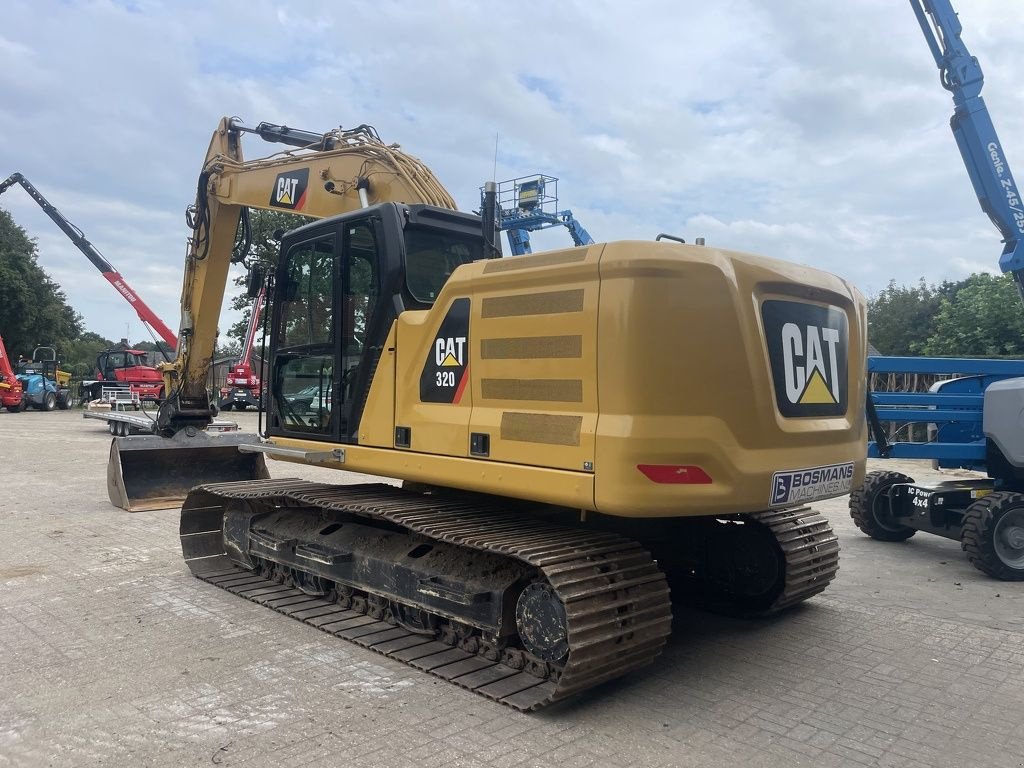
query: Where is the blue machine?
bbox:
[867,356,1024,467]
[854,1,1024,580]
[871,1,1024,465]
[484,175,594,256]
[16,347,72,411]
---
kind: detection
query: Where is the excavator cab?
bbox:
[266,203,486,443]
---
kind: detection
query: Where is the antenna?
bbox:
[493,133,499,182]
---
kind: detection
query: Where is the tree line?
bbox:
[868,274,1024,357]
[0,208,92,373]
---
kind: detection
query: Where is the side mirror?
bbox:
[246,266,266,298]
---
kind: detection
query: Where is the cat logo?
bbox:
[435,336,467,367]
[780,323,841,406]
[762,300,848,418]
[420,298,470,404]
[269,168,310,210]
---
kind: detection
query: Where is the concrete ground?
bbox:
[2,410,1023,768]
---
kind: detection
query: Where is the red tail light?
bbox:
[637,464,713,484]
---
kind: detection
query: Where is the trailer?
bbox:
[83,409,241,437]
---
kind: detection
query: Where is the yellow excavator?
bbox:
[109,116,867,710]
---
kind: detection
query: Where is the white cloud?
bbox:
[0,0,1021,342]
[0,34,33,57]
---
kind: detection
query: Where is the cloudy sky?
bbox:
[0,0,1020,344]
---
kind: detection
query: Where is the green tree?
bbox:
[922,273,1024,357]
[0,208,82,359]
[225,209,314,350]
[867,278,945,355]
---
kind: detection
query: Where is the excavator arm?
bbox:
[911,0,1024,285]
[158,117,456,435]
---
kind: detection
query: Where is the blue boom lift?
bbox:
[853,0,1024,579]
[484,175,594,255]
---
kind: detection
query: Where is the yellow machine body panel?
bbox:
[470,248,599,472]
[392,304,475,458]
[356,323,398,448]
[591,241,866,517]
[268,239,866,519]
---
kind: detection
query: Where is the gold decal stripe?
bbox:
[481,379,583,403]
[480,335,583,360]
[481,289,585,318]
[500,413,583,446]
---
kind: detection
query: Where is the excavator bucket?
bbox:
[107,430,269,512]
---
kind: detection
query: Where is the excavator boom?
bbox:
[161,117,456,435]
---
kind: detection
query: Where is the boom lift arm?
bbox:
[158,117,456,435]
[0,173,179,351]
[487,175,595,256]
[911,0,1024,288]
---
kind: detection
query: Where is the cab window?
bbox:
[404,227,482,303]
[274,234,335,436]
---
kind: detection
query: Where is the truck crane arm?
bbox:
[217,280,268,411]
[158,116,456,436]
[237,282,266,377]
[0,173,179,351]
[911,0,1024,285]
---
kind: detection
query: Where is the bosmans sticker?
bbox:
[762,300,848,418]
[770,462,855,506]
[420,297,470,404]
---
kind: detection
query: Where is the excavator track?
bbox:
[680,505,841,617]
[181,479,673,711]
[742,506,840,613]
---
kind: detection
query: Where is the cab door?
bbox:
[268,217,381,442]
